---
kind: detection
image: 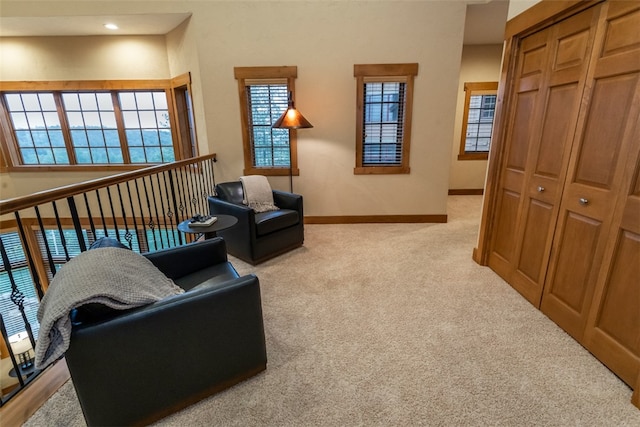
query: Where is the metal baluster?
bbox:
[116,184,134,249]
[188,164,200,216]
[52,201,71,261]
[206,157,217,194]
[34,206,58,277]
[14,212,45,300]
[141,177,158,251]
[67,197,87,253]
[153,174,170,248]
[125,181,141,252]
[193,162,205,214]
[95,189,109,237]
[167,170,184,245]
[105,187,121,242]
[134,178,150,252]
[162,171,179,246]
[83,193,98,242]
[177,165,189,222]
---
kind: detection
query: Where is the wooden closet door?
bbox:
[488,5,600,306]
[488,28,551,290]
[584,144,640,387]
[509,7,601,306]
[581,1,640,389]
[541,1,640,343]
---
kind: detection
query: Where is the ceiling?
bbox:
[464,0,509,45]
[0,13,192,37]
[0,1,509,44]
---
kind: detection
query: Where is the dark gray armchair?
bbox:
[64,238,267,426]
[208,181,304,265]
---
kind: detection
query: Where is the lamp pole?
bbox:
[272,91,313,194]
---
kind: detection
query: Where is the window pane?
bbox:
[90,148,108,163]
[145,147,162,163]
[50,131,65,147]
[104,130,120,147]
[10,112,29,130]
[75,147,92,163]
[32,131,50,147]
[5,94,25,111]
[53,148,69,163]
[21,149,38,164]
[16,131,33,147]
[70,130,88,147]
[79,93,98,110]
[129,147,146,163]
[135,92,154,110]
[161,146,175,162]
[36,148,55,164]
[96,93,114,111]
[126,129,143,146]
[107,148,124,163]
[22,93,41,111]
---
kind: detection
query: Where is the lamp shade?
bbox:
[272,92,313,129]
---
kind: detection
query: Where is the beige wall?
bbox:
[0,35,171,201]
[508,0,543,20]
[0,0,468,219]
[449,44,504,191]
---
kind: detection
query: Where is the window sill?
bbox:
[243,167,299,176]
[5,164,155,172]
[354,166,410,175]
[457,153,489,161]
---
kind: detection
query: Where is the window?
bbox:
[354,63,418,175]
[0,76,197,170]
[458,82,498,160]
[234,66,299,176]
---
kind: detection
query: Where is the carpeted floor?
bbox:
[25,196,640,426]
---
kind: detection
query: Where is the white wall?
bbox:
[0,0,468,219]
[449,44,504,191]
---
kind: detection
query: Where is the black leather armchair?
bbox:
[64,238,267,426]
[208,181,304,265]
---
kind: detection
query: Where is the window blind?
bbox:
[246,83,290,168]
[362,81,406,166]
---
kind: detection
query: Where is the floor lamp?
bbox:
[272,92,313,192]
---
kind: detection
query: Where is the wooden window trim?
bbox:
[234,66,299,176]
[354,63,418,175]
[0,78,194,171]
[170,72,199,160]
[458,81,498,161]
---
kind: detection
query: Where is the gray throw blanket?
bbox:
[35,247,184,369]
[240,175,280,213]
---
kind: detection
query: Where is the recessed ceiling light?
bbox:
[104,23,119,30]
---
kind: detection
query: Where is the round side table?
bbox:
[177,214,238,240]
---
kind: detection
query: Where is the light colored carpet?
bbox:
[25,196,640,426]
